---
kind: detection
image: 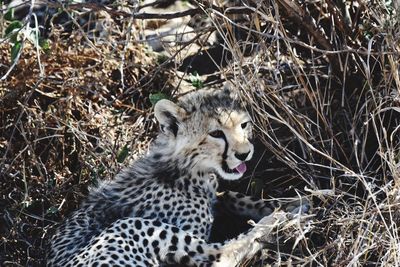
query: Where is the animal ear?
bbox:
[154,99,186,136]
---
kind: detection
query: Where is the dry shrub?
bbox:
[0,6,173,265]
[211,0,400,265]
[1,0,400,266]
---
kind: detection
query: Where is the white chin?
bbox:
[216,168,243,181]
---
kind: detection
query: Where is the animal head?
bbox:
[154,88,254,180]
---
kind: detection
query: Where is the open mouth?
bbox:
[222,161,247,174]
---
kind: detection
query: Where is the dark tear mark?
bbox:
[221,133,228,160]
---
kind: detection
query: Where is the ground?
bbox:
[1,0,400,266]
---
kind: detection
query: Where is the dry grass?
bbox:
[1,0,400,266]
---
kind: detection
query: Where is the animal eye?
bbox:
[241,122,249,129]
[209,130,225,138]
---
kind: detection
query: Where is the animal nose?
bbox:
[235,151,250,161]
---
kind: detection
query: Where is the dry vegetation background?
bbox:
[1,0,400,266]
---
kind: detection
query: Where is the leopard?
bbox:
[48,87,308,266]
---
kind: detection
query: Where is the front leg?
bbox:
[217,191,309,221]
[69,213,288,267]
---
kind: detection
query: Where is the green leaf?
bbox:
[11,41,22,62]
[189,72,204,89]
[4,8,15,21]
[117,145,129,163]
[149,92,168,106]
[9,32,18,44]
[39,38,50,53]
[5,20,22,36]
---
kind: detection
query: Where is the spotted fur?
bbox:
[48,88,304,266]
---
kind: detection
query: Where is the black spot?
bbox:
[135,220,142,230]
[133,234,140,242]
[188,251,196,257]
[159,230,167,240]
[171,235,178,245]
[182,225,191,231]
[147,220,159,228]
[180,255,191,265]
[153,153,162,159]
[196,245,204,253]
[184,179,191,190]
[147,227,155,236]
[152,240,159,248]
[184,235,192,245]
[177,183,183,191]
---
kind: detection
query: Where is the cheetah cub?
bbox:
[48,88,306,267]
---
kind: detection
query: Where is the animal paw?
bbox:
[250,211,289,244]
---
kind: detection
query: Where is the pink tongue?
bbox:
[235,162,247,174]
